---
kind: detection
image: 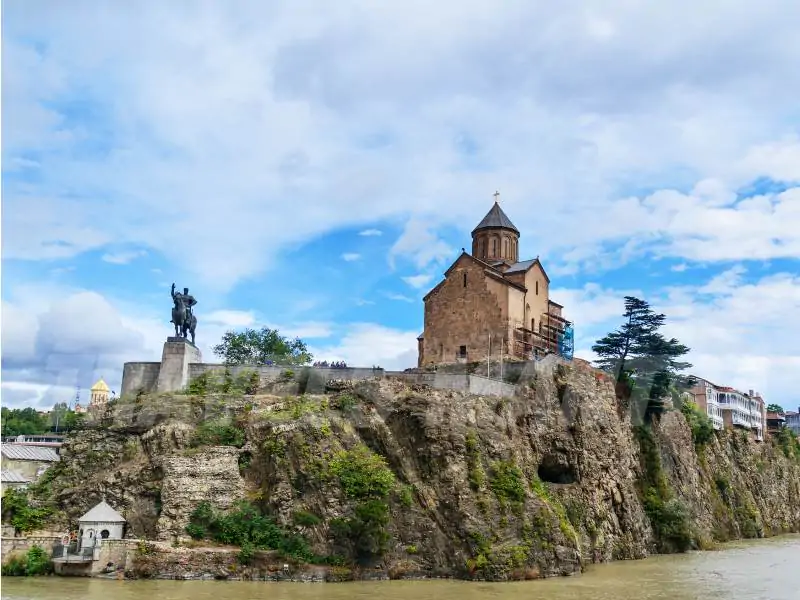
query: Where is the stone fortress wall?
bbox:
[120,339,537,399]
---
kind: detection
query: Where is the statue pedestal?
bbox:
[156,338,203,393]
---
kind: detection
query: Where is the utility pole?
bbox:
[500,334,504,382]
[487,333,492,378]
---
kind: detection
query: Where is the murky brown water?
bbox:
[3,535,798,600]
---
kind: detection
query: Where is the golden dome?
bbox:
[91,378,110,393]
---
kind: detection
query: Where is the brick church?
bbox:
[418,197,572,367]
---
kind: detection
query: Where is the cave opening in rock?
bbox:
[537,453,577,484]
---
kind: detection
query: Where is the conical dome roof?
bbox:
[91,378,110,392]
[471,201,520,235]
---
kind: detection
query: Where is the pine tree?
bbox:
[592,296,692,414]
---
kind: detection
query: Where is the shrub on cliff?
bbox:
[185,501,316,563]
[189,419,245,448]
[680,401,715,447]
[328,445,396,564]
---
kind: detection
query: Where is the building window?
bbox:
[536,281,539,295]
[459,345,467,358]
[463,272,467,287]
[492,239,497,256]
[101,529,110,539]
[531,318,535,331]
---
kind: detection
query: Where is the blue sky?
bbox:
[2,1,799,409]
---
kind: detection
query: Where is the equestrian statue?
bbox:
[170,283,198,344]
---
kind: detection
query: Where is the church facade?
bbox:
[418,199,572,367]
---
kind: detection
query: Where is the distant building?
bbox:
[766,411,786,434]
[1,469,32,495]
[0,444,60,484]
[418,197,572,367]
[89,378,111,411]
[785,409,800,436]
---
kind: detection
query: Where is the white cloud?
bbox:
[402,274,433,289]
[341,252,361,262]
[205,310,257,328]
[385,293,414,303]
[358,229,383,237]
[389,218,453,270]
[101,249,147,265]
[671,263,688,272]
[309,323,418,371]
[6,2,799,289]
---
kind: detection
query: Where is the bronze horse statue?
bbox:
[171,284,198,345]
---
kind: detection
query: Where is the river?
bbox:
[3,535,798,600]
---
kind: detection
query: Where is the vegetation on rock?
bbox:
[680,401,715,447]
[1,489,53,534]
[185,501,318,564]
[1,545,53,576]
[634,426,694,552]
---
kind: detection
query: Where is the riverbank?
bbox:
[4,535,799,599]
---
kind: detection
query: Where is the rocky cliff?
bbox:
[29,361,800,580]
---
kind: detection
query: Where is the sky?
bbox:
[2,1,799,410]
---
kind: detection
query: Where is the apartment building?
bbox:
[688,378,766,441]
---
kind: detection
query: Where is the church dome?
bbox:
[471,196,520,263]
[91,378,110,393]
[471,201,520,235]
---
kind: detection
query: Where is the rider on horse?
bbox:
[171,283,197,332]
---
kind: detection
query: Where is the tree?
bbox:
[0,408,48,437]
[767,403,784,414]
[212,327,313,366]
[592,296,692,416]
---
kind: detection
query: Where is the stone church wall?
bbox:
[421,256,510,367]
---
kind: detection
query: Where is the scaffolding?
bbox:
[509,310,574,361]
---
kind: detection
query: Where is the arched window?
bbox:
[492,238,497,256]
[101,530,110,539]
[536,281,539,295]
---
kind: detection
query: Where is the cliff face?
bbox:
[34,361,800,580]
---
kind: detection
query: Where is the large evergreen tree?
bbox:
[592,296,692,414]
[212,327,313,366]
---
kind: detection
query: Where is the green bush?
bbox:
[330,499,391,563]
[642,491,694,552]
[190,419,246,448]
[330,445,396,500]
[1,545,53,576]
[774,427,800,460]
[680,401,715,447]
[397,484,415,508]
[465,431,486,492]
[1,489,52,534]
[185,501,317,563]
